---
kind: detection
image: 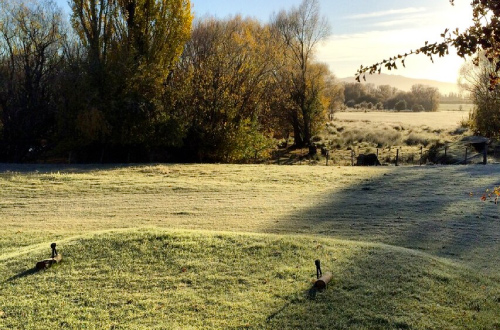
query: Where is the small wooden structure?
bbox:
[462,136,489,165]
[356,153,381,166]
[36,243,62,270]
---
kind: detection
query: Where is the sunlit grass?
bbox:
[0,164,384,253]
[1,230,500,329]
[334,110,469,130]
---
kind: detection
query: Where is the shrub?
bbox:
[326,126,337,135]
[346,99,356,108]
[404,132,433,147]
[451,127,469,135]
[412,104,425,112]
[395,100,407,111]
[365,130,402,147]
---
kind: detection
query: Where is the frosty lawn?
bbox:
[1,164,500,328]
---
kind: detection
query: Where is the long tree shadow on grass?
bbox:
[265,165,500,329]
[265,243,500,329]
[0,163,134,174]
[274,165,500,273]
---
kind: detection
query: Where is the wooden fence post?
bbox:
[420,146,423,166]
[395,149,399,166]
[351,150,354,166]
[444,145,448,164]
[483,143,488,165]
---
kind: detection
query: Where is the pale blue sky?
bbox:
[55,0,473,83]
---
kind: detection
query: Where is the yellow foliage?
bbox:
[76,108,111,142]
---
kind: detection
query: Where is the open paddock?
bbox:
[334,110,468,130]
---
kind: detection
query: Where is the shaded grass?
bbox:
[1,230,500,329]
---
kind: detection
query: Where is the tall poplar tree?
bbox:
[271,0,331,147]
[69,0,192,160]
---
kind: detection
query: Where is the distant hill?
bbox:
[339,73,459,95]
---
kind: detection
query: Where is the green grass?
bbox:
[2,230,500,329]
[2,164,500,328]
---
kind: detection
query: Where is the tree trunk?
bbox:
[291,111,304,147]
[302,110,311,146]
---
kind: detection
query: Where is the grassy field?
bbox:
[334,110,469,130]
[438,103,474,112]
[1,164,500,328]
[311,111,474,166]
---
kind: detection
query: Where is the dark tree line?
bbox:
[343,83,440,111]
[0,0,342,163]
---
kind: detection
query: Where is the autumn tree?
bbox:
[69,0,192,161]
[322,71,345,118]
[409,84,440,111]
[168,16,278,162]
[112,0,192,151]
[459,53,500,137]
[343,83,379,106]
[271,0,331,147]
[0,0,66,161]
